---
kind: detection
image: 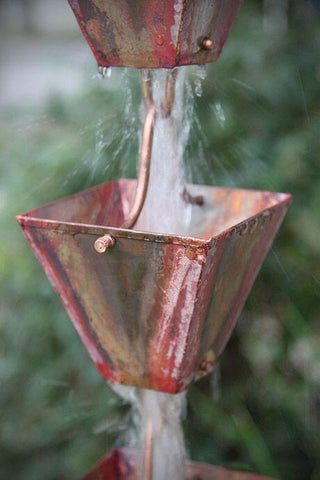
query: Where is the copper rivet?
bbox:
[202,38,214,51]
[94,234,115,253]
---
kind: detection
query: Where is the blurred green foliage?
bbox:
[0,2,319,479]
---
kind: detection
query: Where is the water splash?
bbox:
[136,68,192,235]
[97,65,112,79]
[114,67,197,480]
[212,101,226,127]
[194,65,207,97]
[112,385,186,480]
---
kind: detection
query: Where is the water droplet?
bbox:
[97,65,111,79]
[95,120,106,156]
[213,102,226,127]
[141,68,152,83]
[194,78,202,97]
[196,65,207,80]
[194,66,207,97]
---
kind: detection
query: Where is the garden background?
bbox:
[0,1,319,479]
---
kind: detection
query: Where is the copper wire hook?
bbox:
[94,75,155,252]
[121,101,156,229]
[142,418,153,480]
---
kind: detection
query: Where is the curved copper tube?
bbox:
[142,418,153,480]
[140,69,153,109]
[94,84,155,251]
[121,69,181,230]
[121,103,156,230]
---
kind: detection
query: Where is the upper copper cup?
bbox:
[67,0,242,68]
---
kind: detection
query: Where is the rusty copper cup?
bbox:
[17,179,291,393]
[67,0,242,68]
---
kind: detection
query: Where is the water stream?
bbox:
[136,68,192,235]
[137,68,194,480]
[115,67,201,480]
[137,389,187,480]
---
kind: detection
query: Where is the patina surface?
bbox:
[81,447,275,480]
[17,179,291,393]
[67,0,242,68]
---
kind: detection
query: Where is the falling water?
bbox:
[114,68,201,480]
[112,384,187,480]
[112,67,207,480]
[138,67,192,480]
[136,68,192,235]
[137,389,187,480]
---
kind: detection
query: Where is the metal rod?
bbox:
[162,69,178,118]
[140,69,153,109]
[121,102,156,229]
[142,418,153,480]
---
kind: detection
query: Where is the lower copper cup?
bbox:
[81,447,275,480]
[17,179,291,393]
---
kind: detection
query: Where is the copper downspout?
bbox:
[142,419,153,480]
[121,102,155,229]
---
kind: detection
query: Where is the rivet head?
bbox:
[201,38,214,51]
[94,234,115,253]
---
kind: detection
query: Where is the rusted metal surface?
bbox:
[80,447,276,480]
[16,179,291,393]
[142,420,153,480]
[67,0,242,69]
